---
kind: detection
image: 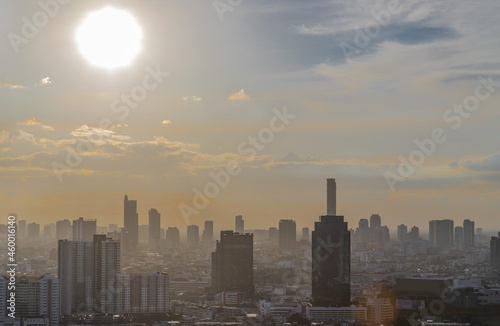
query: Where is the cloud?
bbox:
[36,77,53,87]
[0,130,9,144]
[161,120,172,125]
[462,152,500,172]
[0,78,24,89]
[228,89,251,100]
[182,95,202,102]
[20,117,54,131]
[71,125,131,142]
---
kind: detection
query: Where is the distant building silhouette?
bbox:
[212,230,253,300]
[149,208,161,251]
[463,219,475,248]
[187,225,199,248]
[116,272,169,313]
[302,227,310,241]
[312,178,350,307]
[27,222,40,240]
[397,224,408,243]
[235,215,244,233]
[203,220,214,246]
[166,227,180,249]
[56,219,72,240]
[455,226,464,251]
[279,219,297,250]
[269,227,279,246]
[123,194,139,251]
[72,217,97,241]
[491,233,500,270]
[327,178,336,215]
[429,219,454,249]
[408,226,419,240]
[357,219,369,244]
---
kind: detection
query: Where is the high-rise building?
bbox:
[455,226,464,251]
[327,178,336,215]
[56,219,72,240]
[58,235,120,315]
[44,223,55,239]
[302,227,310,241]
[279,219,297,250]
[27,222,40,240]
[312,178,350,307]
[0,274,60,326]
[149,208,161,251]
[357,219,369,243]
[463,219,475,248]
[269,227,279,246]
[72,217,97,241]
[235,215,244,233]
[203,220,214,245]
[116,272,170,313]
[18,219,27,239]
[212,231,253,299]
[491,233,500,270]
[397,224,408,243]
[123,194,139,251]
[166,227,180,248]
[429,219,454,249]
[408,226,419,240]
[187,225,199,248]
[370,214,381,239]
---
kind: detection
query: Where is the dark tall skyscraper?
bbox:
[149,208,161,251]
[302,227,310,241]
[327,178,336,215]
[212,231,253,298]
[463,219,475,248]
[312,179,350,307]
[203,220,214,245]
[72,217,97,241]
[235,215,244,233]
[123,194,139,251]
[187,225,199,248]
[429,219,454,249]
[279,219,297,250]
[491,233,500,270]
[397,224,408,243]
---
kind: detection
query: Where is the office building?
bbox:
[166,227,180,248]
[429,219,454,249]
[123,194,139,251]
[0,274,60,326]
[397,224,408,243]
[187,225,199,248]
[212,231,254,299]
[149,208,161,251]
[279,219,297,250]
[56,219,72,240]
[203,220,214,245]
[312,178,350,307]
[491,233,500,270]
[455,226,464,251]
[235,215,244,233]
[72,217,97,241]
[464,219,475,248]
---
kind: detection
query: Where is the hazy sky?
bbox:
[1,0,500,231]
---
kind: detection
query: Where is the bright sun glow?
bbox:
[76,7,142,69]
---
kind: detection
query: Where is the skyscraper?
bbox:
[166,227,180,248]
[58,235,120,315]
[429,219,454,249]
[327,178,336,215]
[455,226,464,251]
[302,227,310,241]
[187,225,200,248]
[491,233,500,270]
[397,224,408,243]
[408,226,419,240]
[72,217,97,241]
[203,220,214,245]
[235,215,244,233]
[463,219,475,248]
[357,219,369,244]
[312,178,350,307]
[56,219,72,240]
[212,231,253,299]
[27,222,40,240]
[269,227,279,246]
[123,194,139,251]
[279,219,297,250]
[18,219,27,239]
[116,272,170,313]
[149,208,161,251]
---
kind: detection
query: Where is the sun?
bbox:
[76,7,142,69]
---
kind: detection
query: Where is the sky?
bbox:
[1,0,500,232]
